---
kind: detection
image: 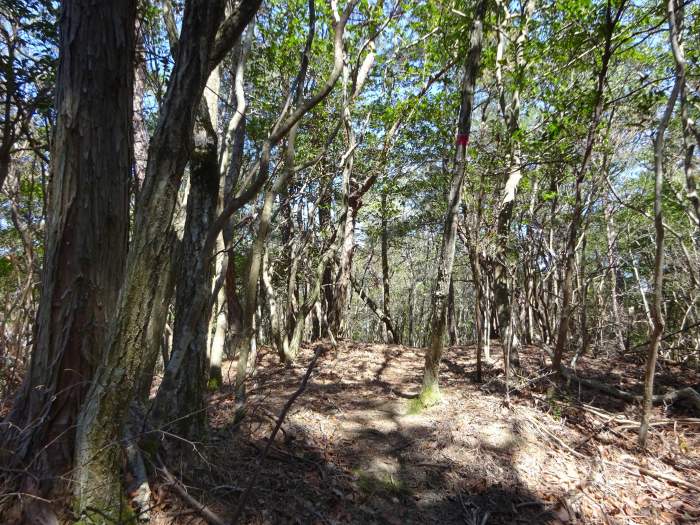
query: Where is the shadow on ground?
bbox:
[153,342,566,524]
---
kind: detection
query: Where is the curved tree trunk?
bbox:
[639,0,681,447]
[209,24,254,388]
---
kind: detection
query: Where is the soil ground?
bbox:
[149,341,700,525]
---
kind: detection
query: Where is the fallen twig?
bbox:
[230,345,328,524]
[634,464,699,492]
[523,410,699,494]
[573,413,620,451]
[613,417,700,432]
[159,462,228,525]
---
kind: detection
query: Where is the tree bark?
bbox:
[380,192,399,343]
[421,0,487,405]
[667,0,699,227]
[491,0,534,372]
[73,1,259,517]
[328,72,358,338]
[133,20,149,192]
[151,122,220,442]
[639,3,681,447]
[1,0,134,500]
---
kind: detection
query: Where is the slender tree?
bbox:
[552,0,626,372]
[639,0,682,448]
[420,0,487,405]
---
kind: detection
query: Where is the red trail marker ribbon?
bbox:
[456,134,469,146]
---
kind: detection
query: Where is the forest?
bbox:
[0,0,699,523]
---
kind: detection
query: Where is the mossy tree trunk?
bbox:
[72,1,260,518]
[421,0,487,406]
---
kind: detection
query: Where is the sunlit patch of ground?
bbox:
[151,341,699,524]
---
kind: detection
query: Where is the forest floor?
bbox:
[151,342,700,525]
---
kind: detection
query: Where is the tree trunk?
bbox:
[447,277,458,346]
[351,276,399,343]
[133,21,149,193]
[73,1,259,516]
[491,0,533,372]
[421,0,487,405]
[604,198,627,351]
[380,192,398,343]
[151,123,220,442]
[469,248,484,382]
[209,24,254,388]
[552,3,623,371]
[316,184,334,340]
[407,285,414,346]
[327,29,379,338]
[640,4,681,446]
[1,0,133,500]
[667,0,699,227]
[329,109,358,338]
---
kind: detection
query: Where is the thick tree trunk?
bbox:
[421,0,486,405]
[1,0,134,500]
[151,125,219,442]
[493,202,520,368]
[72,1,259,517]
[331,198,358,338]
[329,99,358,338]
[135,225,178,403]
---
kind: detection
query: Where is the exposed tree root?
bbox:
[560,366,700,412]
[540,346,700,413]
[124,425,152,522]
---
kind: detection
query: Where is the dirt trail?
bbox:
[154,342,700,524]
